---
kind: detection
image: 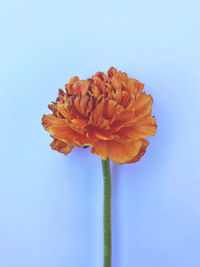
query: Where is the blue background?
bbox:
[1,0,200,266]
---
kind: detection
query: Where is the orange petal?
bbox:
[117,116,157,141]
[126,98,135,111]
[79,95,89,116]
[42,115,92,146]
[121,91,130,107]
[66,76,79,94]
[85,98,93,117]
[104,99,118,119]
[127,78,144,95]
[92,97,105,116]
[92,76,106,94]
[134,93,153,117]
[50,125,92,146]
[80,80,90,96]
[87,126,114,141]
[42,114,67,128]
[113,111,138,125]
[50,139,74,155]
[57,102,73,121]
[111,76,121,90]
[71,118,88,127]
[71,80,90,96]
[126,139,149,163]
[135,80,144,93]
[112,87,122,103]
[92,115,110,129]
[108,67,117,77]
[127,78,137,94]
[92,139,143,164]
[92,85,100,98]
[91,140,107,160]
[73,97,80,112]
[108,111,138,133]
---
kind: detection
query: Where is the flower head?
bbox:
[42,67,157,164]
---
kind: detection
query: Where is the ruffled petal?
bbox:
[86,126,114,141]
[126,139,149,163]
[117,116,157,141]
[91,139,143,164]
[42,114,93,146]
[42,114,67,128]
[134,93,153,117]
[91,140,107,160]
[127,78,144,94]
[50,139,74,155]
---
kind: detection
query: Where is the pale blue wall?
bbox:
[0,0,200,266]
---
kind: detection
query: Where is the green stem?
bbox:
[101,158,112,267]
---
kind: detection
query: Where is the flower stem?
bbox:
[101,158,112,267]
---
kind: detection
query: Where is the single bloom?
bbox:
[42,67,157,164]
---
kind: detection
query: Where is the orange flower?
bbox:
[42,67,157,164]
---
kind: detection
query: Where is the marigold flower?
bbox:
[42,67,157,164]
